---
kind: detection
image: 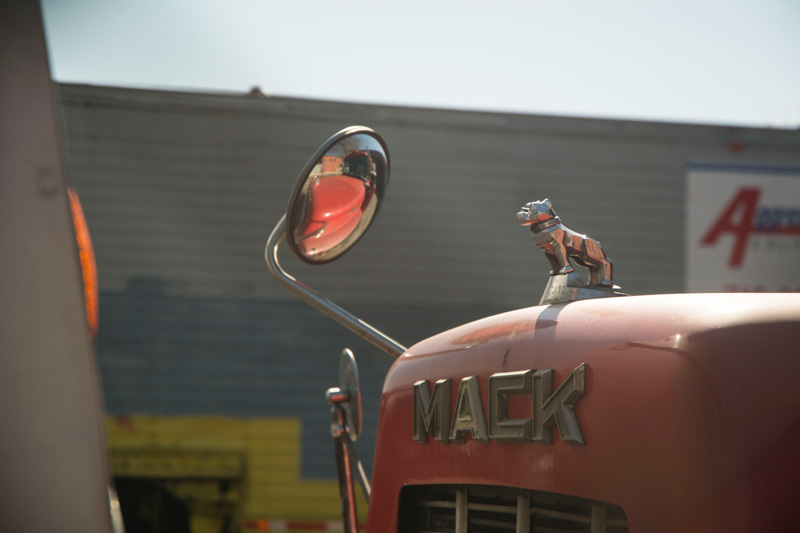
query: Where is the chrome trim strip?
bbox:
[516,489,530,533]
[455,485,468,533]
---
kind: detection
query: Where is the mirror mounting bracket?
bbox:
[265,216,406,358]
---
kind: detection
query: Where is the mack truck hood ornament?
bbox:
[518,198,625,305]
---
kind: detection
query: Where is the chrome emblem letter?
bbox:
[532,363,587,445]
[449,376,489,443]
[489,370,533,442]
[413,379,451,444]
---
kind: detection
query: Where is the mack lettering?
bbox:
[413,363,587,445]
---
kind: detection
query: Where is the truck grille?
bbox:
[398,484,628,533]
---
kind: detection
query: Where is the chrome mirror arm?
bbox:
[265,215,406,358]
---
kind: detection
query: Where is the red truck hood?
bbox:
[368,293,800,533]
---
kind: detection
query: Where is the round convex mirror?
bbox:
[286,126,389,264]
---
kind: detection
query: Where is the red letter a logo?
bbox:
[701,188,761,268]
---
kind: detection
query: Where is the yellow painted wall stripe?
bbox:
[106,415,368,529]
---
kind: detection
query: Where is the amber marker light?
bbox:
[68,188,99,340]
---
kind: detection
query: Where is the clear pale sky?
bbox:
[41,0,800,128]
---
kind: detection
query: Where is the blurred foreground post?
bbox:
[0,1,113,531]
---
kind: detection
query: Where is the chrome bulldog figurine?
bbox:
[517,199,613,287]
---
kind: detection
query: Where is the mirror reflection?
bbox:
[287,132,388,263]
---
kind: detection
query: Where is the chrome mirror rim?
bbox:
[338,348,362,442]
[285,125,389,265]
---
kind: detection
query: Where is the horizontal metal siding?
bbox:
[57,84,800,484]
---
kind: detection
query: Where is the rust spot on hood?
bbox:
[453,319,555,345]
